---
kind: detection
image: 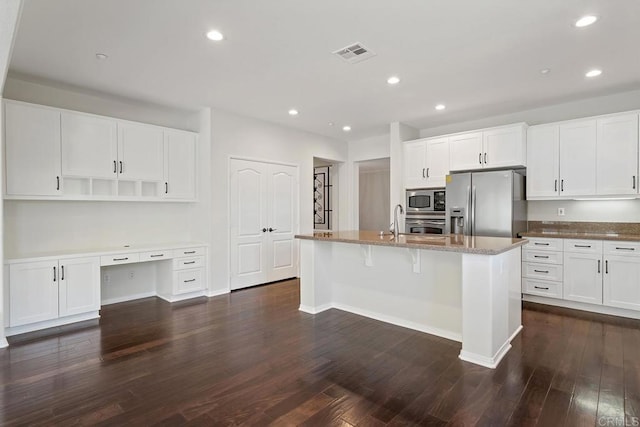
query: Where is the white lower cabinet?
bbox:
[9,257,100,327]
[157,247,206,301]
[523,237,640,315]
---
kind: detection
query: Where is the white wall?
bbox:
[359,169,391,231]
[0,0,23,348]
[209,108,347,293]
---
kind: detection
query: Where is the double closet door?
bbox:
[230,159,298,290]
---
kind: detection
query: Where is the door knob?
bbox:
[262,228,267,232]
[268,228,276,232]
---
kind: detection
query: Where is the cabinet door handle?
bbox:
[184,261,196,265]
[615,247,635,251]
[426,168,429,178]
[561,179,564,192]
[534,242,550,246]
[634,176,637,190]
[119,161,123,174]
[533,269,549,274]
[479,153,482,165]
[534,255,549,259]
[574,245,591,248]
[113,160,117,174]
[53,266,57,282]
[184,251,196,254]
[605,260,608,274]
[268,228,277,232]
[165,182,168,194]
[150,254,164,258]
[56,176,60,191]
[184,279,196,283]
[484,153,487,164]
[534,286,549,290]
[61,265,64,281]
[598,260,601,273]
[554,179,558,192]
[113,257,129,261]
[422,168,426,178]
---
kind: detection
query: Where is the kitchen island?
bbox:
[296,231,528,368]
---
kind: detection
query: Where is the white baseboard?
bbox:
[206,288,230,298]
[5,311,100,337]
[459,341,512,369]
[523,294,640,320]
[0,337,9,348]
[299,303,332,314]
[157,291,206,303]
[509,325,523,342]
[101,291,156,306]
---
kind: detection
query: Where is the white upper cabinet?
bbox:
[425,137,450,188]
[559,120,597,197]
[596,113,638,195]
[526,125,560,198]
[164,130,197,200]
[482,125,526,169]
[403,139,429,189]
[4,100,198,201]
[118,122,165,181]
[527,112,639,200]
[449,124,526,172]
[403,137,449,189]
[61,111,118,179]
[5,101,62,196]
[449,132,483,171]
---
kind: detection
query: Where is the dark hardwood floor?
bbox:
[1,279,639,426]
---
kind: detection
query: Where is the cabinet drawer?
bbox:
[173,256,204,270]
[603,241,640,256]
[100,253,140,266]
[524,238,563,251]
[139,250,172,262]
[173,247,205,258]
[174,268,204,294]
[523,278,562,298]
[522,249,563,264]
[522,262,563,282]
[564,239,602,254]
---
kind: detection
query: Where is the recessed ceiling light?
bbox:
[206,30,224,41]
[387,76,400,85]
[328,122,334,126]
[540,68,551,75]
[95,53,108,60]
[435,104,446,111]
[585,69,602,78]
[288,109,298,116]
[575,15,598,28]
[342,125,351,132]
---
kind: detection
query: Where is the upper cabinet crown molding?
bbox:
[527,110,639,200]
[3,99,198,202]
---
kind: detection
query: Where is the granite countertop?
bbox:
[521,221,640,242]
[295,230,527,255]
[520,231,640,242]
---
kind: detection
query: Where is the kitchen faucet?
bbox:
[393,204,404,239]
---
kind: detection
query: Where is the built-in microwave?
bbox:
[405,189,446,214]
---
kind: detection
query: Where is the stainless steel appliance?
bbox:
[405,216,446,234]
[405,189,446,214]
[445,169,526,238]
[405,189,446,234]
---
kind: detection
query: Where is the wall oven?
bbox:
[405,188,446,234]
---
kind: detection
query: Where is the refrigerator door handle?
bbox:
[466,185,471,236]
[471,185,477,236]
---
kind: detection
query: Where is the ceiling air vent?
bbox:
[332,42,376,64]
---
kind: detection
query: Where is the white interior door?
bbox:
[266,163,298,282]
[230,159,269,289]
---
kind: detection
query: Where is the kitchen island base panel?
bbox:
[299,238,523,368]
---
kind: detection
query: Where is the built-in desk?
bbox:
[4,242,209,337]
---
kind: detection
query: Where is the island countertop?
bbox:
[295,230,527,255]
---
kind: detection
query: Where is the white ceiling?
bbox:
[8,0,640,141]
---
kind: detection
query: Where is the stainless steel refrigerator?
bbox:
[445,169,526,238]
